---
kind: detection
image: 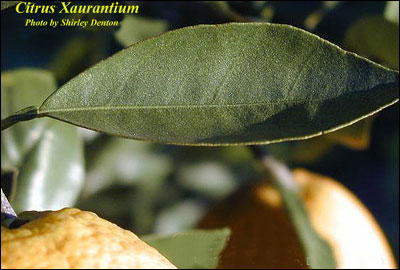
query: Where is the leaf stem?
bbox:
[1,106,39,131]
[249,145,299,192]
[248,145,336,268]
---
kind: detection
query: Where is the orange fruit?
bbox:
[199,169,397,269]
[1,208,176,269]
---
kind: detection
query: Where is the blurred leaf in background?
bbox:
[78,137,172,233]
[115,15,169,47]
[1,69,85,213]
[344,16,399,70]
[49,36,99,82]
[384,1,399,24]
[82,138,171,198]
[176,161,238,199]
[154,199,207,235]
[1,70,56,170]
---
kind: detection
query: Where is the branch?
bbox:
[1,106,38,131]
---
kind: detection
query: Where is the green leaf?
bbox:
[143,229,231,269]
[1,69,57,169]
[115,15,169,47]
[1,1,19,10]
[38,23,399,146]
[344,16,399,69]
[49,36,97,82]
[1,69,85,213]
[322,15,399,150]
[262,156,336,269]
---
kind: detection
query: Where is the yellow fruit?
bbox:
[199,169,397,269]
[296,169,396,269]
[1,208,176,269]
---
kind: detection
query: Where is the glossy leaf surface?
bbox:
[12,120,84,213]
[39,23,399,146]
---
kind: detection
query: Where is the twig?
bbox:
[249,145,299,192]
[1,106,38,131]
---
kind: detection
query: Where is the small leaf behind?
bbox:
[344,16,399,70]
[1,69,57,169]
[143,229,231,269]
[384,1,399,25]
[1,1,20,10]
[115,15,169,47]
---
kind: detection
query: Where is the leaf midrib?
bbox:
[39,101,297,114]
[39,94,399,115]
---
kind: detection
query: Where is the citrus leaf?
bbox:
[321,15,399,150]
[1,69,85,213]
[1,1,19,10]
[325,16,399,150]
[143,229,231,269]
[38,23,399,146]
